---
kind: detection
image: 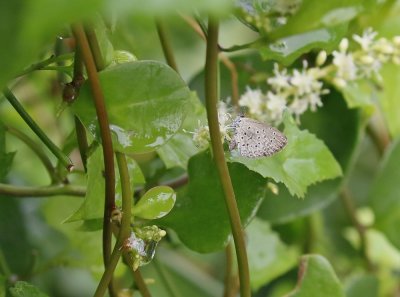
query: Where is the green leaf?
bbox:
[157,94,206,169]
[116,156,145,207]
[65,147,104,223]
[134,186,176,219]
[0,124,15,181]
[107,0,233,16]
[9,281,49,297]
[258,25,347,66]
[158,150,266,253]
[368,138,400,249]
[340,80,375,113]
[345,274,379,297]
[379,64,400,138]
[270,0,376,40]
[257,89,361,223]
[248,218,299,290]
[0,274,5,297]
[229,112,342,198]
[0,0,101,89]
[72,61,191,153]
[284,255,345,297]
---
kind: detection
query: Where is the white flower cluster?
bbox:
[240,60,328,123]
[332,28,400,86]
[189,28,400,148]
[190,102,231,149]
[239,28,400,123]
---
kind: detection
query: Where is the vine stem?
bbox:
[340,188,374,271]
[0,183,85,197]
[180,14,240,109]
[3,88,73,171]
[15,53,74,77]
[156,18,179,72]
[5,125,61,183]
[205,18,251,297]
[93,153,132,297]
[71,24,116,279]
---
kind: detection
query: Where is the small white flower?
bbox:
[239,87,265,115]
[289,98,309,119]
[332,50,357,81]
[290,68,317,96]
[268,63,291,92]
[190,121,210,149]
[316,51,327,66]
[305,92,323,112]
[353,28,377,51]
[339,38,349,52]
[266,91,286,121]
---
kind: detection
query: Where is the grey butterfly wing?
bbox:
[231,117,287,158]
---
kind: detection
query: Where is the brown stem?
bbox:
[205,18,251,297]
[71,24,115,277]
[340,188,374,271]
[156,19,179,72]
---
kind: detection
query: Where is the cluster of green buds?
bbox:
[122,225,167,271]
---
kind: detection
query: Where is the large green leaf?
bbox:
[229,112,342,198]
[158,150,266,253]
[367,138,400,249]
[379,64,400,138]
[66,147,144,224]
[258,25,347,66]
[284,255,345,297]
[248,218,299,290]
[157,94,205,169]
[9,281,49,297]
[72,61,191,153]
[65,147,104,224]
[345,274,379,297]
[258,89,361,223]
[270,0,376,40]
[0,0,101,89]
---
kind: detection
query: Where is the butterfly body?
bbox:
[229,116,287,158]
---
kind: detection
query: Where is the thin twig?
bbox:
[205,18,251,297]
[153,258,182,297]
[0,183,85,197]
[15,53,74,77]
[223,242,238,297]
[156,19,179,72]
[5,125,61,184]
[93,153,132,297]
[340,188,374,271]
[3,88,73,170]
[71,24,116,277]
[180,14,240,109]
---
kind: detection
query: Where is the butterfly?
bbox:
[229,116,287,158]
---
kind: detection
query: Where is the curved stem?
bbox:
[5,125,60,183]
[205,18,251,297]
[15,53,74,77]
[223,242,238,297]
[93,153,132,297]
[180,15,240,108]
[84,25,105,71]
[74,116,89,172]
[0,183,85,197]
[340,188,374,271]
[366,121,389,157]
[153,258,181,297]
[156,19,179,72]
[72,24,116,272]
[3,88,73,170]
[219,56,239,109]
